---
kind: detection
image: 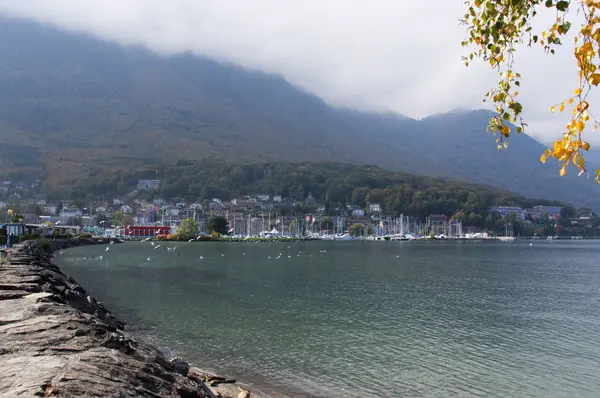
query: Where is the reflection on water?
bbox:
[59,240,600,397]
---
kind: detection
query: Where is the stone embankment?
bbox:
[0,238,256,398]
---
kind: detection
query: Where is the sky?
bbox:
[0,0,597,146]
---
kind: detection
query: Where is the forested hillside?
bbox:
[64,159,573,220]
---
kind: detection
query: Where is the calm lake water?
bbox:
[57,240,600,397]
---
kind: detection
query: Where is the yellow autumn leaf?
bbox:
[550,105,556,113]
[582,141,591,150]
[559,102,565,112]
[568,98,574,104]
[559,166,567,176]
[576,120,585,132]
[590,73,600,86]
[574,87,582,95]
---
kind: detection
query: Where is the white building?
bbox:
[352,209,365,217]
[120,205,133,214]
[60,208,83,218]
[42,205,58,215]
[369,203,382,213]
[256,194,270,201]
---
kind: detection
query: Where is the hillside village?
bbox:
[0,178,597,239]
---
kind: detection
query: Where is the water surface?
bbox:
[58,240,600,397]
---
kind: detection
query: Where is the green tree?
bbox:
[110,210,133,227]
[348,223,373,236]
[462,0,600,180]
[467,211,483,226]
[207,216,229,235]
[451,211,467,223]
[178,218,199,238]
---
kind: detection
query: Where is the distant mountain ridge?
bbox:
[0,16,599,209]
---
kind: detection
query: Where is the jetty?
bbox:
[0,238,258,398]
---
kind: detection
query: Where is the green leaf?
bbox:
[509,102,523,115]
[556,0,569,11]
[558,21,571,34]
[545,0,553,7]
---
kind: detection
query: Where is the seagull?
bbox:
[151,242,155,246]
[154,245,161,249]
[105,246,110,251]
[99,255,103,260]
[199,256,204,259]
[188,238,194,242]
[147,257,151,261]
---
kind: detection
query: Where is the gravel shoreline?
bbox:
[0,238,262,398]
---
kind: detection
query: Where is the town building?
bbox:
[488,206,525,220]
[369,203,382,213]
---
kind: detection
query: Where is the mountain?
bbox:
[0,16,599,209]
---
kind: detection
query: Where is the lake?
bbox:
[57,240,600,397]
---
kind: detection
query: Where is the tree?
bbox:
[462,0,600,181]
[207,216,229,235]
[348,223,373,236]
[178,218,199,238]
[110,210,133,227]
[451,211,467,222]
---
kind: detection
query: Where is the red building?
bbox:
[123,225,171,238]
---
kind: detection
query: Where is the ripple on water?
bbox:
[57,241,600,398]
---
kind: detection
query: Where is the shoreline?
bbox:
[0,237,263,398]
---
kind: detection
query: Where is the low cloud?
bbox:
[0,0,597,145]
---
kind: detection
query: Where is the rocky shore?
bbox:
[0,238,257,398]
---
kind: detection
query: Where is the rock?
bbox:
[170,357,191,376]
[238,389,251,398]
[0,238,201,397]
